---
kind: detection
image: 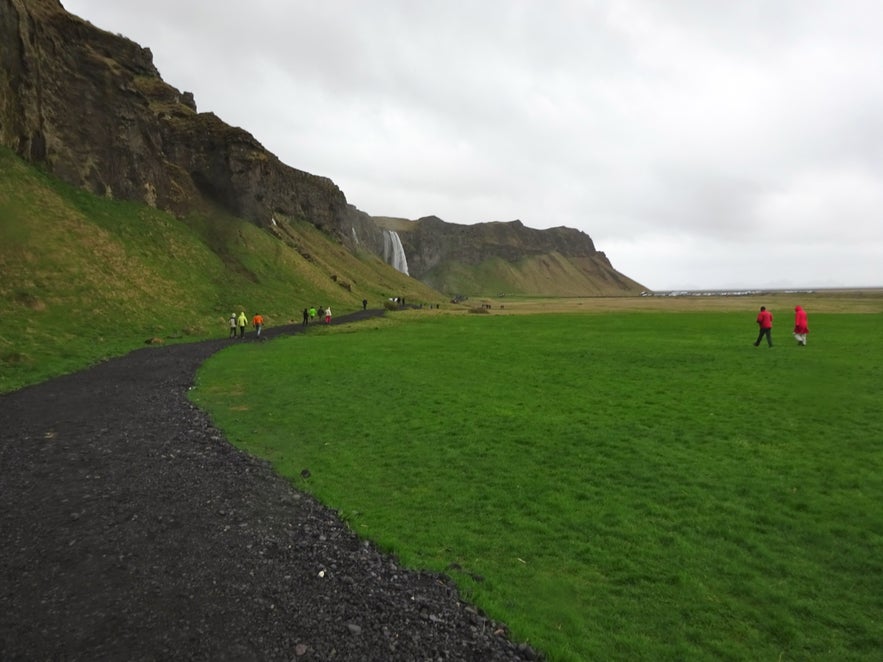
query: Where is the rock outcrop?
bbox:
[0,0,642,296]
[0,0,380,242]
[375,216,644,295]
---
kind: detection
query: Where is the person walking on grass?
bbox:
[754,306,773,347]
[302,308,309,326]
[237,311,248,338]
[228,313,237,339]
[362,298,368,310]
[793,305,809,346]
[252,312,264,337]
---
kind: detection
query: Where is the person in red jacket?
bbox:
[754,306,773,347]
[793,305,809,346]
[252,313,264,338]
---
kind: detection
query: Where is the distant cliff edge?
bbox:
[374,216,644,296]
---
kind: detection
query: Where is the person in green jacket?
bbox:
[237,311,248,338]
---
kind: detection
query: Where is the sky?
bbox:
[62,0,883,291]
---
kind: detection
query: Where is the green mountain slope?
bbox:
[0,148,443,392]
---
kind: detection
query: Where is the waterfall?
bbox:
[382,229,410,276]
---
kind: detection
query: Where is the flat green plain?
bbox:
[191,310,883,661]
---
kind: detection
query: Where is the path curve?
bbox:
[0,311,539,661]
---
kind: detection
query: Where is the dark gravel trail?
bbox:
[0,311,540,661]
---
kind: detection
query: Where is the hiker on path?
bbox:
[309,306,317,321]
[754,306,773,347]
[237,311,248,338]
[228,313,237,338]
[252,313,264,337]
[324,306,332,324]
[302,308,309,326]
[793,305,809,346]
[362,298,367,310]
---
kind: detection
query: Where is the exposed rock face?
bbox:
[0,0,642,296]
[396,217,596,273]
[0,0,373,241]
[376,216,645,295]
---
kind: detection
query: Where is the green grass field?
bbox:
[191,311,883,661]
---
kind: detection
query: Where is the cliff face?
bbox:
[1,0,642,296]
[0,0,383,242]
[375,216,645,295]
[392,217,598,274]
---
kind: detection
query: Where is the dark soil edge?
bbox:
[0,311,541,661]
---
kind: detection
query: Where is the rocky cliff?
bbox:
[0,0,383,244]
[0,0,642,296]
[375,216,644,296]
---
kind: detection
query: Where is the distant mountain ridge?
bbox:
[375,216,644,296]
[0,0,644,296]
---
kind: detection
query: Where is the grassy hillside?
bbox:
[0,147,443,392]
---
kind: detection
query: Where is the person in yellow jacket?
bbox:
[236,311,247,338]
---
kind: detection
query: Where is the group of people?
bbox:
[228,312,264,338]
[753,305,810,347]
[229,310,264,338]
[229,305,339,338]
[225,298,381,337]
[301,306,333,326]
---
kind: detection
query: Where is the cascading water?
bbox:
[382,229,410,276]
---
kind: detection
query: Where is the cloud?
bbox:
[61,0,883,289]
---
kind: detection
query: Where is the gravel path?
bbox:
[0,311,540,661]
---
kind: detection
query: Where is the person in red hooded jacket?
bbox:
[753,306,773,347]
[793,305,809,346]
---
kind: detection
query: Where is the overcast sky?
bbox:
[63,0,883,290]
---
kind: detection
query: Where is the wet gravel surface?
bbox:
[0,311,540,661]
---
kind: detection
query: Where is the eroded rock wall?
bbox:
[0,0,364,242]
